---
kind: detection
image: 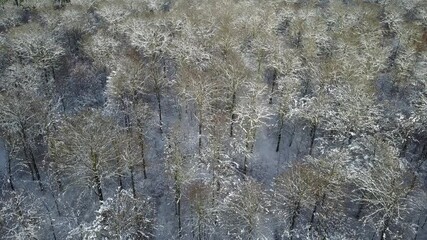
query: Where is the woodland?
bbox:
[0,0,427,239]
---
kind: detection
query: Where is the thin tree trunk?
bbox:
[44,68,49,83]
[178,198,182,239]
[243,131,256,175]
[198,122,202,153]
[43,203,58,240]
[51,66,56,81]
[276,118,284,152]
[20,125,43,190]
[175,180,182,239]
[91,150,103,202]
[29,146,43,191]
[21,136,35,180]
[269,69,277,104]
[6,136,15,191]
[289,200,300,240]
[309,193,326,233]
[8,150,15,191]
[243,154,248,175]
[93,172,103,202]
[309,201,319,232]
[51,192,61,216]
[309,123,317,156]
[130,165,136,198]
[139,133,147,179]
[156,91,163,133]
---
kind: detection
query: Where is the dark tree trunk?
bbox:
[379,217,390,240]
[289,200,301,240]
[139,134,147,179]
[198,122,202,153]
[94,173,103,202]
[21,137,35,180]
[276,118,284,152]
[309,123,317,156]
[309,201,319,232]
[51,66,56,81]
[355,203,364,220]
[44,68,49,83]
[309,193,326,233]
[7,149,14,191]
[43,203,58,240]
[269,69,277,104]
[52,192,61,216]
[20,125,43,191]
[178,198,182,239]
[91,150,103,202]
[130,165,136,198]
[175,179,182,239]
[29,146,43,191]
[156,91,163,133]
[243,155,248,175]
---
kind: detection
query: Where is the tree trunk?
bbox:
[243,131,256,175]
[309,193,326,233]
[198,122,202,154]
[276,118,284,152]
[379,217,390,240]
[21,137,35,180]
[309,201,319,232]
[156,91,163,133]
[7,149,15,191]
[20,125,43,191]
[289,200,300,240]
[130,165,136,198]
[52,192,61,216]
[309,123,317,156]
[243,155,248,175]
[175,179,182,239]
[355,192,365,219]
[139,133,147,179]
[29,146,43,191]
[43,203,58,240]
[44,68,49,83]
[91,150,103,202]
[269,69,277,104]
[51,66,56,81]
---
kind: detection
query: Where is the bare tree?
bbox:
[350,137,419,240]
[68,189,155,239]
[218,179,268,240]
[0,64,47,190]
[234,82,273,175]
[51,110,117,202]
[0,191,43,240]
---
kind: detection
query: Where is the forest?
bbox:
[0,0,427,239]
